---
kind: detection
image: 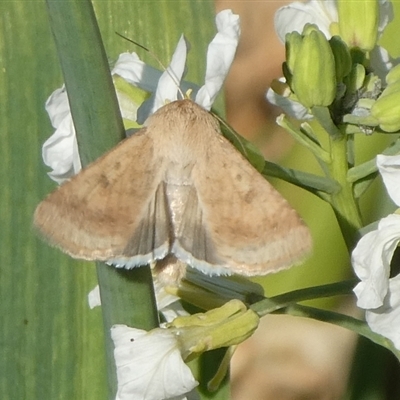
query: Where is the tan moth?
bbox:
[34,99,312,277]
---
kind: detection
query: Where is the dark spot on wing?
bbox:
[244,189,256,204]
[99,174,110,188]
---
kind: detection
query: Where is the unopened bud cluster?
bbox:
[271,0,400,135]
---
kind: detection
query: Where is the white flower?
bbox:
[111,324,198,400]
[352,214,400,309]
[42,9,239,183]
[376,154,400,206]
[352,154,400,350]
[365,275,400,350]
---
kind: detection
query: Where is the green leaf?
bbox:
[45,1,160,396]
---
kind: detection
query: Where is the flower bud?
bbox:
[371,83,400,132]
[285,31,303,73]
[338,0,379,51]
[291,25,336,108]
[344,63,366,94]
[385,64,400,86]
[329,36,352,82]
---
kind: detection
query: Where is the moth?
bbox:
[34,99,312,277]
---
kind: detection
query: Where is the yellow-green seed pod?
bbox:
[338,0,379,51]
[291,27,336,108]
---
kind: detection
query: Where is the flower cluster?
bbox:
[266,0,400,351]
[267,0,397,124]
[352,154,400,350]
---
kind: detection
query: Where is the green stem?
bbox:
[250,279,356,316]
[249,282,400,360]
[328,132,363,251]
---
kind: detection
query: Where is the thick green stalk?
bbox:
[328,133,363,251]
[45,1,158,398]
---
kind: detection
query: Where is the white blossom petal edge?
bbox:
[274,0,338,42]
[365,275,400,350]
[352,214,400,309]
[87,282,187,323]
[147,9,239,116]
[111,52,162,94]
[43,87,82,183]
[88,285,101,309]
[377,154,400,207]
[111,325,198,400]
[266,78,312,120]
[195,9,240,110]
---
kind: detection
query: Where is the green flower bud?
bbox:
[386,64,400,86]
[285,31,303,73]
[344,63,366,94]
[329,36,352,82]
[291,26,336,108]
[379,80,400,99]
[338,0,379,51]
[371,83,400,132]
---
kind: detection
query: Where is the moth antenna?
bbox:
[115,32,185,99]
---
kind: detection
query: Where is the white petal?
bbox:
[42,113,81,184]
[160,302,189,324]
[369,46,399,82]
[266,83,312,120]
[153,35,188,112]
[112,52,162,94]
[88,285,101,309]
[352,214,400,308]
[365,274,400,350]
[378,0,394,36]
[43,86,81,183]
[274,0,338,42]
[154,278,180,311]
[111,325,198,400]
[45,86,71,128]
[377,154,400,207]
[195,9,240,110]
